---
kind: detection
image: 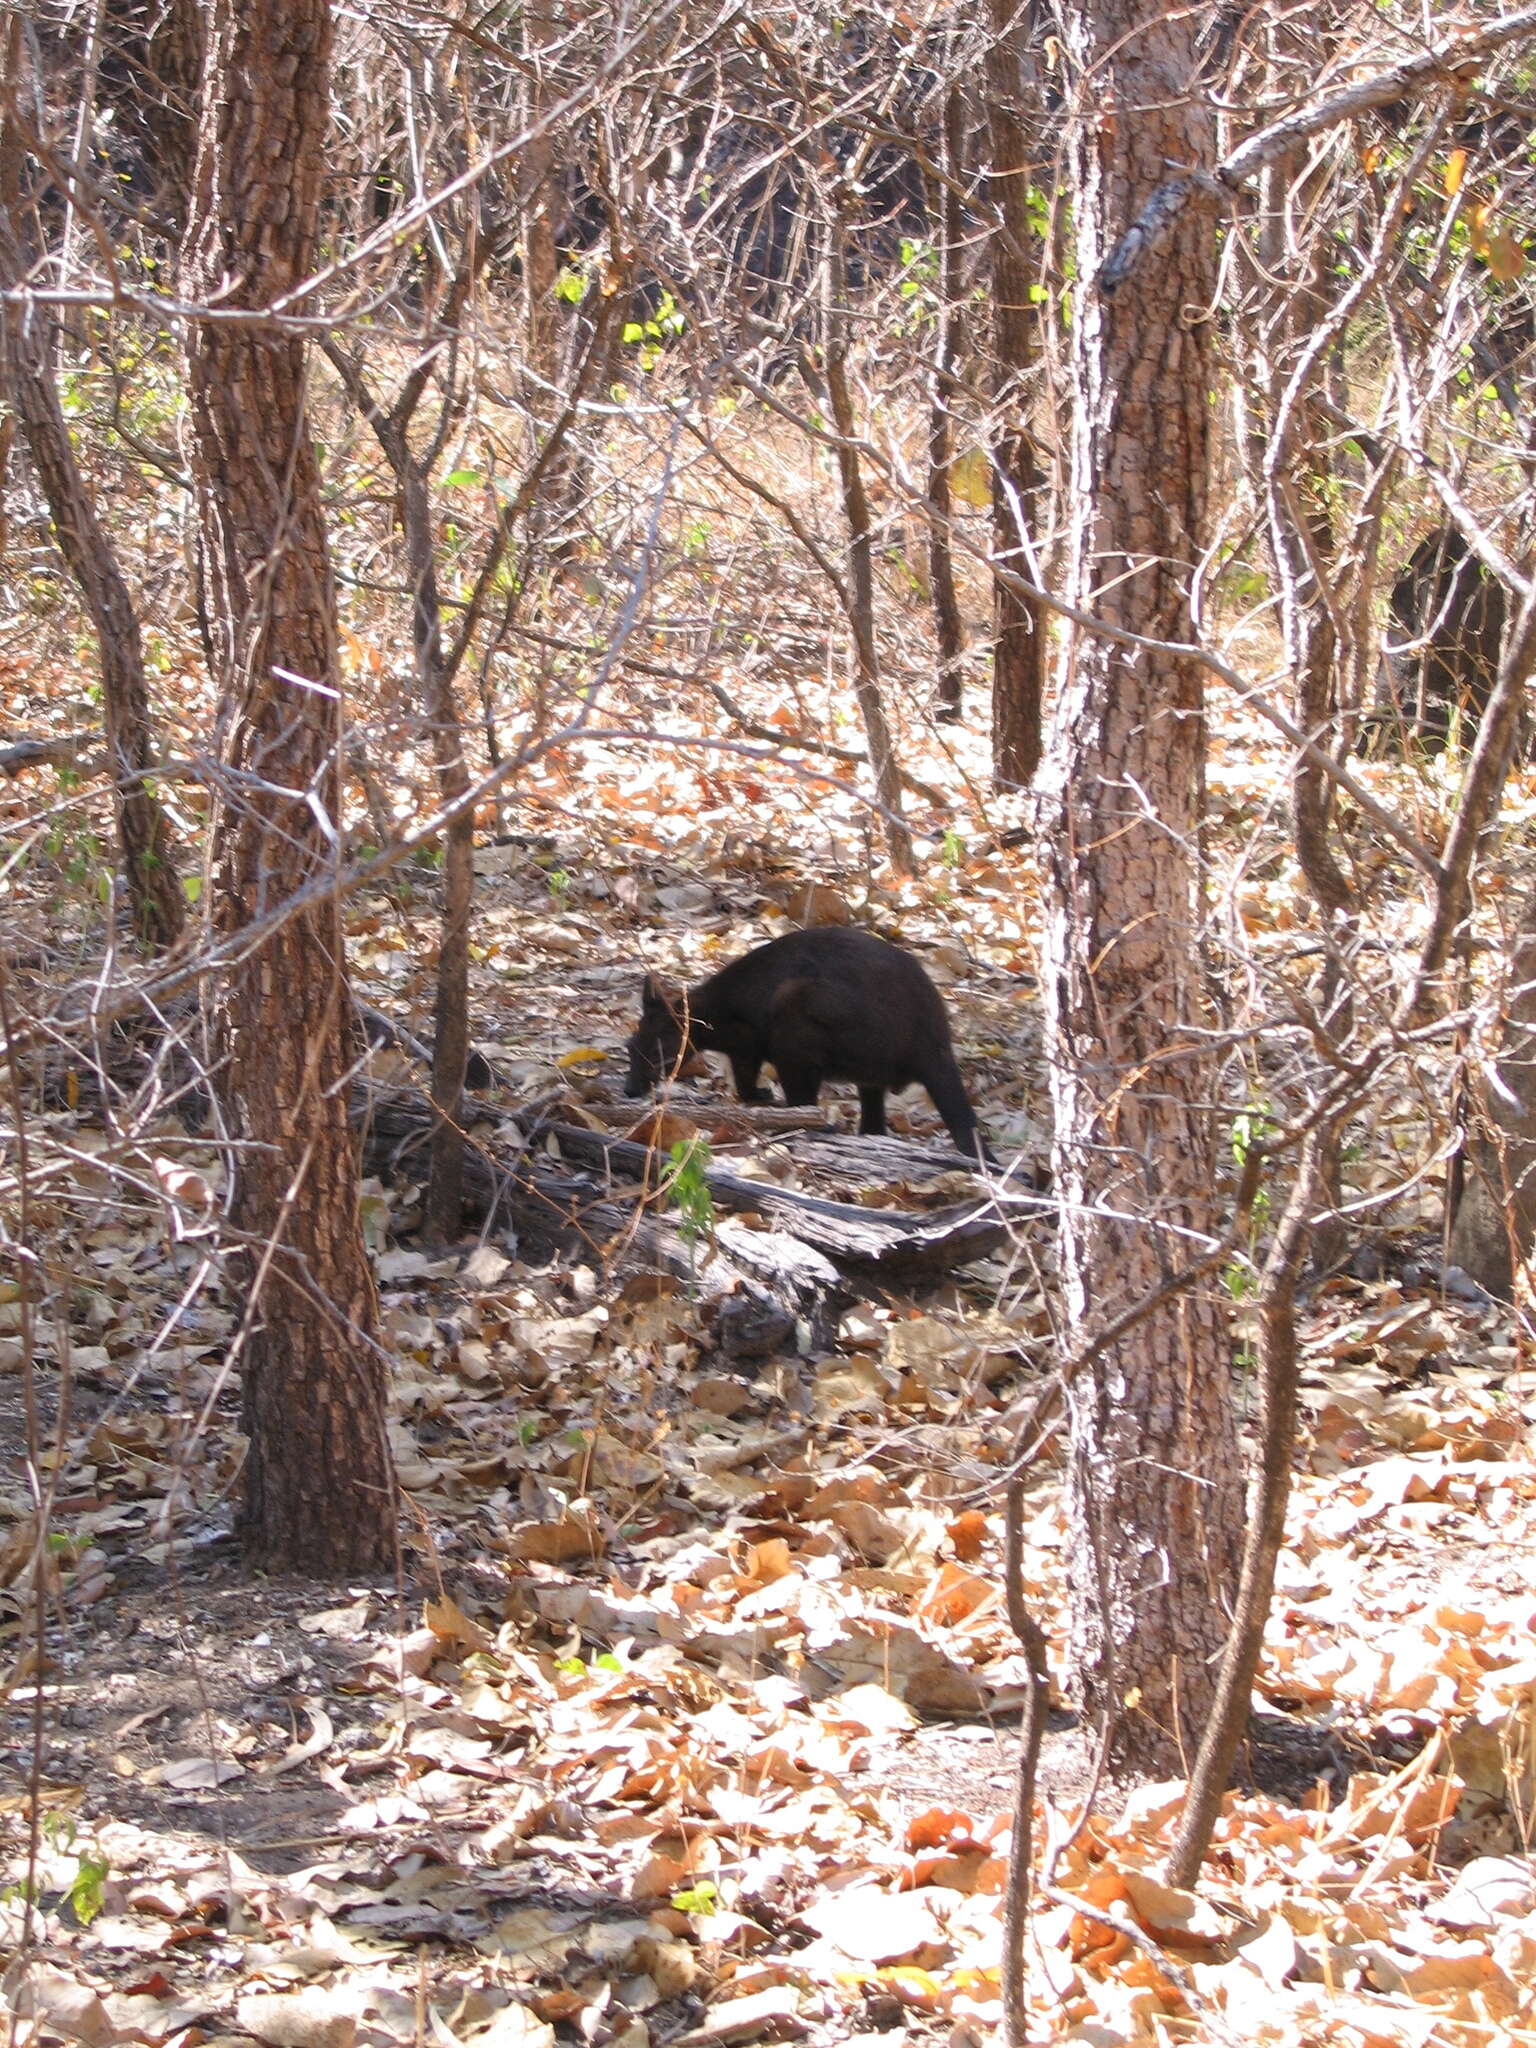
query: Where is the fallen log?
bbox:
[355,1085,1022,1329]
[573,1097,838,1140]
[355,1084,854,1351]
[577,1092,1016,1171]
[521,1115,1027,1276]
[0,731,109,779]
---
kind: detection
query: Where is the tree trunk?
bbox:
[1247,151,1353,1270]
[183,0,397,1573]
[516,7,579,554]
[320,319,480,1245]
[1036,1,1243,1778]
[400,453,473,1241]
[822,199,915,876]
[985,0,1048,789]
[927,75,966,722]
[1449,868,1536,1296]
[0,33,185,952]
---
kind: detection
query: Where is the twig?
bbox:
[1167,1128,1326,1887]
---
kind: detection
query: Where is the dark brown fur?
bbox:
[625,927,990,1162]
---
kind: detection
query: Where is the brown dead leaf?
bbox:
[811,1356,891,1419]
[299,1597,375,1638]
[693,1375,756,1417]
[1431,1855,1536,1927]
[1119,1869,1227,1951]
[153,1155,215,1209]
[424,1595,495,1653]
[152,1754,245,1790]
[673,1987,807,2046]
[467,2002,557,2048]
[910,1849,1007,1895]
[915,1561,996,1627]
[504,1511,606,1564]
[236,1993,356,2048]
[1328,1767,1462,1847]
[262,1705,334,1777]
[826,1498,909,1564]
[808,1616,987,1712]
[561,1430,665,1491]
[737,1537,793,1587]
[12,1967,116,2048]
[905,1808,993,1852]
[762,881,854,926]
[625,1108,705,1151]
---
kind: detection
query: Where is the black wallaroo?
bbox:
[625,926,991,1164]
[1383,526,1508,752]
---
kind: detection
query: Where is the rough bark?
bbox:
[407,467,475,1241]
[183,0,397,1573]
[0,34,185,951]
[321,320,478,1243]
[515,6,579,553]
[1449,869,1536,1296]
[1247,147,1353,1268]
[1037,1,1243,1778]
[985,0,1048,789]
[927,75,966,722]
[822,200,915,875]
[1169,1132,1321,1884]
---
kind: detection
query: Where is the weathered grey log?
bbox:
[355,1084,1018,1283]
[520,1116,1021,1275]
[0,732,108,778]
[354,1086,854,1349]
[576,1097,839,1138]
[774,1130,1031,1183]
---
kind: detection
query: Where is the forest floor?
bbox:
[7,665,1536,2048]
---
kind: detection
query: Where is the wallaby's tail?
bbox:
[925,1056,994,1166]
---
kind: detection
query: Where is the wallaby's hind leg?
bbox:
[924,1055,993,1165]
[774,1064,823,1109]
[729,1055,772,1105]
[858,1087,888,1135]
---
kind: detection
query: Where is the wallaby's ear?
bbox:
[641,972,682,1015]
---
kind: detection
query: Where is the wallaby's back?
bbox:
[696,927,952,1088]
[646,927,987,1160]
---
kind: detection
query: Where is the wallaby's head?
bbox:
[624,973,691,1096]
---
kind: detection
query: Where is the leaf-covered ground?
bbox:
[6,1204,1536,2048]
[8,511,1536,2048]
[8,696,1536,2048]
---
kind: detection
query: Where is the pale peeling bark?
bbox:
[927,74,966,722]
[823,207,915,876]
[1038,2,1243,1777]
[985,0,1048,787]
[184,0,397,1573]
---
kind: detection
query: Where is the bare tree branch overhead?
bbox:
[1101,4,1536,295]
